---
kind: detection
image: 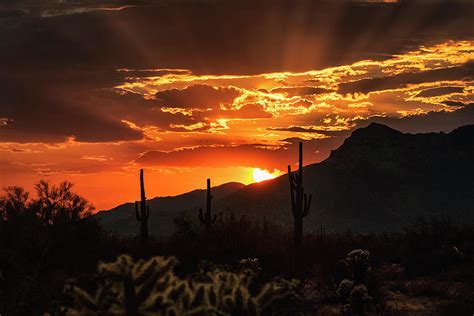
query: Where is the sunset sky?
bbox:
[0,0,473,210]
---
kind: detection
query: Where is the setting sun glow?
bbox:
[252,168,281,183]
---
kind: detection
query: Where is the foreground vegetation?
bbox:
[1,182,473,315]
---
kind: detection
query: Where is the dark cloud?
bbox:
[271,86,333,97]
[136,138,338,169]
[91,90,197,128]
[0,102,143,144]
[217,103,273,119]
[137,144,288,168]
[155,85,240,109]
[442,101,473,107]
[353,106,474,134]
[338,62,473,95]
[0,8,26,18]
[415,86,464,98]
[267,126,350,137]
[289,99,314,108]
[0,0,472,144]
[0,75,144,143]
[1,1,472,74]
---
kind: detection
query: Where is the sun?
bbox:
[252,168,281,183]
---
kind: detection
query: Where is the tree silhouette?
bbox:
[32,180,94,226]
[0,180,100,315]
[0,186,29,220]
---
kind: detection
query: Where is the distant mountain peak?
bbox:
[148,181,245,201]
[351,122,403,139]
[450,124,474,135]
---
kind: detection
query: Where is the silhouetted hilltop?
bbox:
[98,124,474,235]
[219,123,474,232]
[95,182,244,236]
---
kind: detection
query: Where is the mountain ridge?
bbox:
[95,181,245,236]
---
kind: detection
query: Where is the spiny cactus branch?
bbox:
[135,201,140,221]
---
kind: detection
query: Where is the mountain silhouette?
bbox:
[97,123,474,235]
[95,182,245,236]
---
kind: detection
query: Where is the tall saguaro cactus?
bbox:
[198,178,217,232]
[288,142,312,247]
[135,169,149,243]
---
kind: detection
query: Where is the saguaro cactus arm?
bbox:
[288,166,298,186]
[302,193,312,217]
[135,201,141,221]
[198,208,204,223]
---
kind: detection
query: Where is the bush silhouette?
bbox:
[0,181,102,315]
[403,215,467,277]
[349,285,374,316]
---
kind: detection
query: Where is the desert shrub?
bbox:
[169,213,389,280]
[403,216,468,277]
[56,254,299,315]
[348,285,374,316]
[404,279,449,298]
[335,260,349,283]
[337,279,354,304]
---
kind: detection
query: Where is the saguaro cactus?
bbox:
[288,142,312,247]
[135,169,149,242]
[198,178,217,232]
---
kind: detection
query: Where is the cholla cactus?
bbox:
[345,249,371,284]
[59,255,296,315]
[62,255,178,315]
[337,250,375,315]
[238,258,261,275]
[203,269,293,315]
[336,279,354,304]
